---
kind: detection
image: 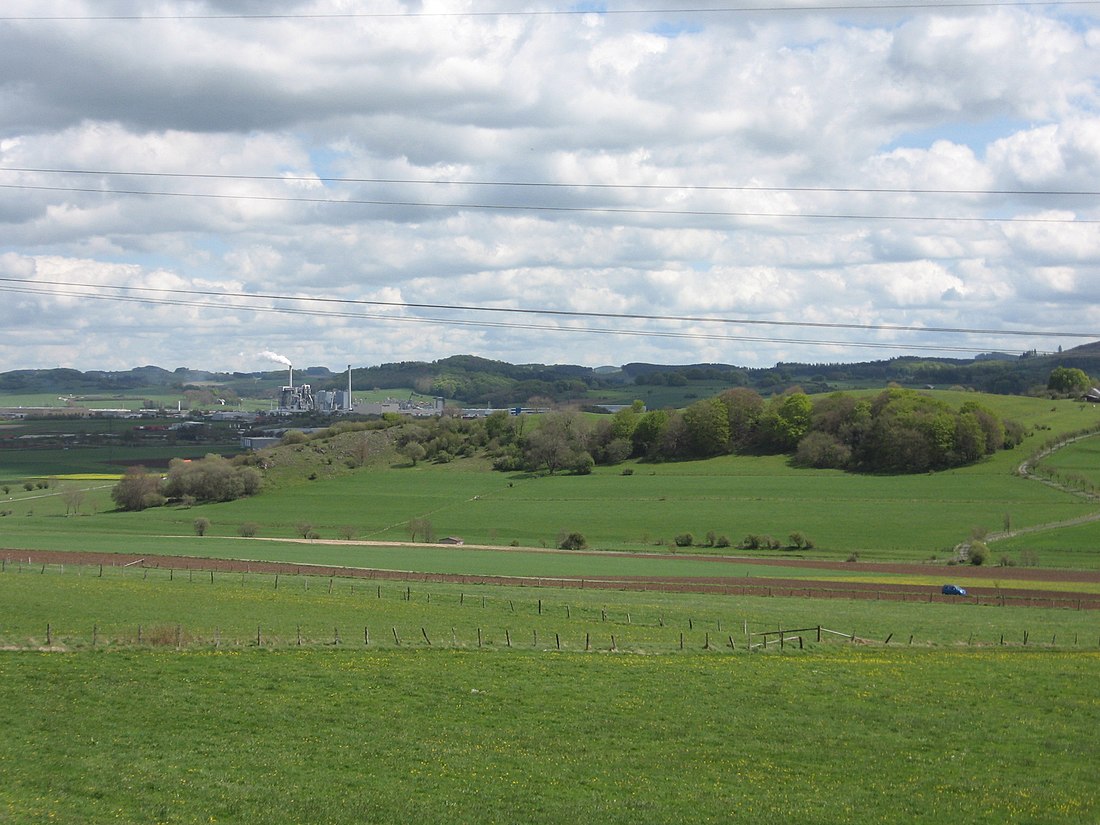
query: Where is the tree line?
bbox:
[394,387,1025,475]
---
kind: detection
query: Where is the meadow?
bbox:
[1,563,1098,823]
[2,390,1099,823]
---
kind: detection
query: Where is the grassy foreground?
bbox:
[1,648,1096,824]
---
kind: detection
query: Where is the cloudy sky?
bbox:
[0,0,1098,374]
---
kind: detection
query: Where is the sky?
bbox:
[0,0,1098,374]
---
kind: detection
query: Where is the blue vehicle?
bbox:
[941,584,967,596]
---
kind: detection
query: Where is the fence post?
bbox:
[364,627,370,646]
[421,628,431,646]
[298,625,303,646]
[257,625,262,647]
[93,624,98,647]
[46,623,52,646]
[392,627,400,646]
[477,627,482,648]
[137,624,142,644]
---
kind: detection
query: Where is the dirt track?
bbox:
[6,547,1099,610]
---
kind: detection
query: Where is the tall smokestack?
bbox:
[289,365,293,388]
[347,364,352,407]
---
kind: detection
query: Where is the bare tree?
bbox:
[62,487,86,516]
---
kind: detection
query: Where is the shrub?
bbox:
[23,482,34,491]
[620,468,634,476]
[193,517,210,537]
[238,522,259,538]
[968,541,989,566]
[559,532,587,550]
[296,522,314,539]
[788,532,814,550]
[715,535,731,548]
[674,533,694,547]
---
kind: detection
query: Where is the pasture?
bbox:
[1,389,1099,823]
[1,562,1098,823]
[2,560,1099,650]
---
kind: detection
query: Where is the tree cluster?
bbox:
[111,454,262,511]
[164,454,262,503]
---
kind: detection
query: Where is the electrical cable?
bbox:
[0,166,1093,198]
[0,182,1091,224]
[2,2,1097,21]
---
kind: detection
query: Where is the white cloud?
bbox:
[0,1,1097,371]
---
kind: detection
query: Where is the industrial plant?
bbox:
[272,362,354,415]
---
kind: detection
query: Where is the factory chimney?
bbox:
[288,365,293,388]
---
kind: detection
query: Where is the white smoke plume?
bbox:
[259,350,292,367]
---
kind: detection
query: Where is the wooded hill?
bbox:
[3,343,1098,406]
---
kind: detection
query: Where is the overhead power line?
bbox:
[1,2,1096,21]
[1,166,1094,198]
[0,276,1092,347]
[0,182,1091,225]
[0,281,1039,356]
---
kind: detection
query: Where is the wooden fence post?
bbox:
[477,627,482,648]
[392,627,400,646]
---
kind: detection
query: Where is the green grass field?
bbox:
[1,564,1098,823]
[2,390,1099,823]
[2,562,1098,650]
[1,393,1098,573]
[1,646,1096,824]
